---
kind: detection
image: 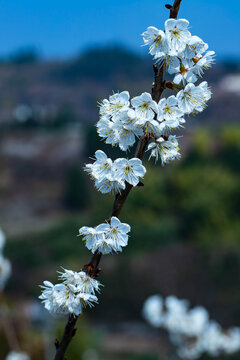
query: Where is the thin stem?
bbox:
[53,2,183,359]
[170,0,182,19]
[54,315,77,360]
[152,61,166,103]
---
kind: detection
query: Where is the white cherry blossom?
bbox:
[165,55,181,74]
[142,26,167,59]
[114,158,146,186]
[59,269,101,294]
[39,281,69,315]
[131,92,158,119]
[95,174,125,194]
[177,82,211,114]
[96,217,130,253]
[79,217,131,254]
[85,150,113,181]
[79,226,105,251]
[198,81,212,101]
[193,50,215,76]
[114,110,144,151]
[86,152,148,193]
[173,59,198,84]
[39,268,100,317]
[165,19,191,55]
[92,236,115,254]
[96,117,119,146]
[99,91,130,118]
[147,135,180,165]
[182,35,208,59]
[158,95,183,122]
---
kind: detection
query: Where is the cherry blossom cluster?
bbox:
[143,295,240,359]
[39,216,130,315]
[39,269,100,316]
[97,90,184,165]
[79,216,130,254]
[142,19,215,84]
[0,228,11,291]
[95,18,212,165]
[85,150,146,193]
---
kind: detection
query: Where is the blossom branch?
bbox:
[45,0,215,358]
[53,134,151,360]
[84,133,149,275]
[152,0,183,102]
[152,62,167,103]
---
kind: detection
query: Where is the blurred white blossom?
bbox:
[143,294,240,359]
[0,228,11,291]
[6,352,30,360]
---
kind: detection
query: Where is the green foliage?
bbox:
[9,47,40,64]
[101,355,158,360]
[219,125,240,172]
[64,166,90,210]
[7,125,240,274]
[56,318,102,360]
[169,164,239,246]
[0,329,9,358]
[5,125,240,317]
[80,125,240,254]
[5,216,90,296]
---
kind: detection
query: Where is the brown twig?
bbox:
[165,0,182,19]
[165,81,184,91]
[152,0,182,102]
[53,2,183,359]
[54,315,77,360]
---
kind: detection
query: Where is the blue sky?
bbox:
[0,0,239,59]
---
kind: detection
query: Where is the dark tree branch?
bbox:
[166,0,182,19]
[53,1,183,359]
[54,315,77,360]
[152,60,166,103]
[151,0,182,103]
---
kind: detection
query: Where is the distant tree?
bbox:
[59,45,151,83]
[9,47,40,64]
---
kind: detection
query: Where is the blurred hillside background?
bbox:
[0,0,240,359]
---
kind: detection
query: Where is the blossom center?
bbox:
[154,35,162,46]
